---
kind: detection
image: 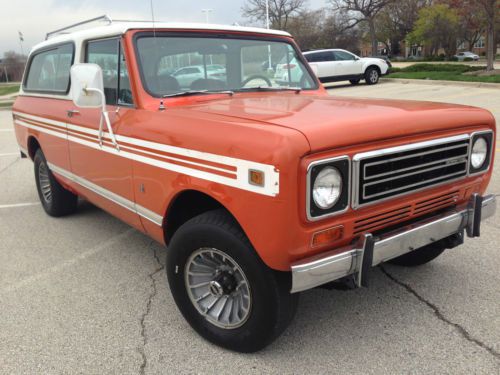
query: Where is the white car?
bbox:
[303,49,389,85]
[172,65,226,89]
[274,55,304,85]
[454,51,480,61]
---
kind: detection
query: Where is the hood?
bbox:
[186,94,493,152]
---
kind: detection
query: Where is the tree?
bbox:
[375,0,430,56]
[285,9,327,50]
[408,4,460,58]
[439,0,486,50]
[477,0,499,70]
[242,0,308,29]
[329,0,395,56]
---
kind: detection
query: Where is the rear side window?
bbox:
[305,51,334,62]
[24,43,74,93]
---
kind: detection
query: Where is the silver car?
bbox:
[454,51,480,61]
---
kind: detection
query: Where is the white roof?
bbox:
[31,21,291,53]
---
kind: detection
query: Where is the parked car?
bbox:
[303,48,390,85]
[454,51,480,61]
[13,16,497,353]
[371,55,393,68]
[172,64,227,89]
[274,53,304,85]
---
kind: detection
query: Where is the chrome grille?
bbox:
[353,135,470,208]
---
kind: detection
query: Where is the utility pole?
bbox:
[18,31,25,57]
[265,0,270,29]
[201,9,213,24]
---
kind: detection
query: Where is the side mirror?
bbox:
[70,63,120,150]
[70,63,105,109]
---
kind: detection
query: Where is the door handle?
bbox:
[67,109,80,118]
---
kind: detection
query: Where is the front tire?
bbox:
[365,67,380,85]
[166,209,298,352]
[34,149,77,217]
[388,243,445,267]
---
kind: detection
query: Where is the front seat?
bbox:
[156,75,181,95]
[190,79,226,91]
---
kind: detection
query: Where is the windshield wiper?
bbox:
[237,86,302,93]
[162,90,234,98]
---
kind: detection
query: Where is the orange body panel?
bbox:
[13,29,496,272]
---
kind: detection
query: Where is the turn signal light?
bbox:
[312,226,344,248]
[249,169,265,186]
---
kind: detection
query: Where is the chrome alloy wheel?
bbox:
[185,248,251,329]
[38,162,52,203]
[369,69,379,83]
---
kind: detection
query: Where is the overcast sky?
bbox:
[0,0,328,56]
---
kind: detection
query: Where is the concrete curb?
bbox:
[382,77,500,89]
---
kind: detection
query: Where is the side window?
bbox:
[333,51,356,61]
[24,43,74,93]
[86,38,133,106]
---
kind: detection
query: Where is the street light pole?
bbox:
[265,0,270,29]
[201,9,213,24]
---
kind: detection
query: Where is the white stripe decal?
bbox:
[13,111,280,197]
[47,162,164,226]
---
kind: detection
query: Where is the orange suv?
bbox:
[13,16,496,352]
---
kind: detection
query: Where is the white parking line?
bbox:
[0,153,19,157]
[0,202,40,209]
[0,229,134,294]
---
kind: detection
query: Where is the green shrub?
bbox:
[398,63,484,73]
[464,57,474,61]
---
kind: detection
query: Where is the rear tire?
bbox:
[364,67,380,85]
[34,149,77,217]
[349,79,361,85]
[166,209,298,353]
[388,243,445,267]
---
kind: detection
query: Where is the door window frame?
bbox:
[84,36,135,108]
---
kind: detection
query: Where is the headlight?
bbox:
[471,137,488,169]
[312,167,342,209]
[307,156,350,221]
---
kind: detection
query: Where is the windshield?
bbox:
[135,34,318,97]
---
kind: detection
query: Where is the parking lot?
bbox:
[1,81,499,374]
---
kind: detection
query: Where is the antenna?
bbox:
[150,0,156,37]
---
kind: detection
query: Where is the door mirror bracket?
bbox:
[70,64,119,151]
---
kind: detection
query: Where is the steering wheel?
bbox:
[241,75,272,88]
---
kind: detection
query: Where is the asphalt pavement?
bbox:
[0,81,499,374]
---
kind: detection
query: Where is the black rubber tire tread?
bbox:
[34,149,77,217]
[166,208,298,353]
[388,243,446,267]
[364,66,380,85]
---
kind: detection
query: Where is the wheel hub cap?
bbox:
[185,248,251,329]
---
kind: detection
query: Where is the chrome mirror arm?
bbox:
[84,87,119,151]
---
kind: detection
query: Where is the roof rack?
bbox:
[45,15,113,40]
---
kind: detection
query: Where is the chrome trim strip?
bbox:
[291,194,496,293]
[47,162,163,226]
[362,142,469,172]
[363,152,469,181]
[468,130,495,177]
[306,155,351,222]
[352,134,470,162]
[362,170,467,200]
[352,134,471,210]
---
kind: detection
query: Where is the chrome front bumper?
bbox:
[291,194,497,293]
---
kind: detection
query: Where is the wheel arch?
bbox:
[364,64,381,74]
[163,189,245,245]
[27,135,41,160]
